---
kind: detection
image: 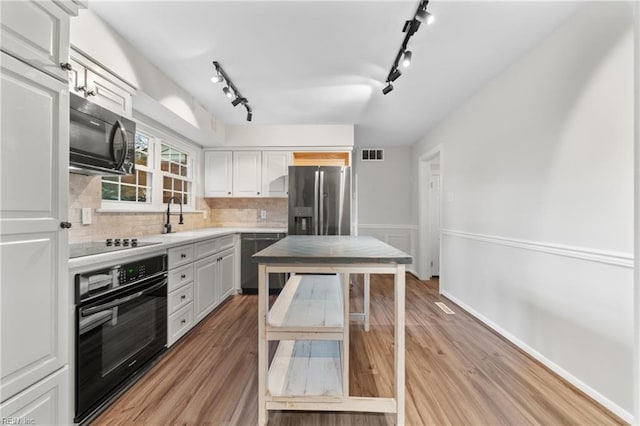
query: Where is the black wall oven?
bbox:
[74,255,167,423]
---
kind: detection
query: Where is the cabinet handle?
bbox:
[86,89,96,96]
[60,62,73,71]
[181,319,186,325]
[181,253,187,259]
[181,274,186,279]
[181,295,186,300]
[60,221,72,229]
[227,192,231,195]
[257,192,260,195]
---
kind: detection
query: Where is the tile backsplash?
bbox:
[68,174,288,243]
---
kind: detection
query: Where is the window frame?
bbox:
[100,121,200,212]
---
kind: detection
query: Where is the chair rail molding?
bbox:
[441,229,634,269]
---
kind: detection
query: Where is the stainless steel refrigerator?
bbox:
[288,166,351,235]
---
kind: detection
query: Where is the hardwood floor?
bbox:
[94,274,625,425]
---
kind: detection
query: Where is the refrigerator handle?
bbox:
[314,170,319,235]
[319,170,325,235]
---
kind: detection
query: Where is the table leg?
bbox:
[258,264,268,426]
[364,273,370,332]
[395,265,405,425]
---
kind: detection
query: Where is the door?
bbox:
[429,175,441,276]
[288,166,319,235]
[262,151,290,197]
[0,53,69,401]
[318,166,351,235]
[204,151,232,197]
[218,249,235,302]
[233,151,262,197]
[194,255,218,322]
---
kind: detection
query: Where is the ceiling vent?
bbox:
[361,149,384,162]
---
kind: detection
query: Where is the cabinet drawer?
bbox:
[218,235,235,251]
[195,239,217,260]
[167,303,194,347]
[168,245,194,269]
[168,282,193,314]
[168,263,193,292]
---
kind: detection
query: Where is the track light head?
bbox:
[382,83,393,95]
[222,86,234,99]
[416,9,434,25]
[388,68,402,82]
[210,72,223,84]
[232,97,245,107]
[246,110,253,122]
[402,50,412,68]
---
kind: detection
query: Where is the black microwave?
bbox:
[69,93,136,176]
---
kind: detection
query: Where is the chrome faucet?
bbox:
[164,196,184,234]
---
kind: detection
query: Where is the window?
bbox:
[161,144,192,205]
[101,124,197,211]
[101,133,152,203]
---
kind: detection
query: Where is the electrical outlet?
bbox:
[260,209,267,220]
[81,207,92,225]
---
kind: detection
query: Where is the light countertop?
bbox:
[252,235,412,264]
[69,227,286,270]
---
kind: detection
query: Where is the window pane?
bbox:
[138,171,148,186]
[163,191,172,204]
[161,145,171,159]
[121,185,136,201]
[121,173,136,185]
[135,134,149,166]
[182,194,188,205]
[137,187,147,202]
[179,153,187,165]
[163,176,172,191]
[170,162,180,175]
[180,165,188,177]
[161,159,169,172]
[102,182,118,200]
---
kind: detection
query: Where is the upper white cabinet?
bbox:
[68,50,135,117]
[0,1,70,82]
[233,151,263,197]
[262,151,291,197]
[204,150,291,198]
[204,151,233,197]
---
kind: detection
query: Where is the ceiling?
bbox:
[90,1,584,147]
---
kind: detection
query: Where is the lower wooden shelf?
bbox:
[267,340,343,400]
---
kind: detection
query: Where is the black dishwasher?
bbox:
[241,233,287,294]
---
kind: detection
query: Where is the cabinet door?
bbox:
[0,53,69,401]
[262,151,291,197]
[204,151,233,197]
[0,366,69,425]
[233,151,262,197]
[194,256,218,323]
[67,56,86,96]
[218,249,235,302]
[85,69,133,117]
[0,0,70,82]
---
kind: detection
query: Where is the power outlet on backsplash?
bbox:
[259,209,267,220]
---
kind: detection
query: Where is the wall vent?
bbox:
[361,149,384,161]
[435,302,455,315]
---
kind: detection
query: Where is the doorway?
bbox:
[418,145,443,282]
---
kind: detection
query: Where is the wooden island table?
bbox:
[253,235,412,425]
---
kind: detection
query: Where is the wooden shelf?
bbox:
[267,340,343,400]
[268,274,344,334]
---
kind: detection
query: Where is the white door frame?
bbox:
[418,145,443,282]
[633,2,639,424]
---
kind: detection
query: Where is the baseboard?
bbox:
[440,290,633,423]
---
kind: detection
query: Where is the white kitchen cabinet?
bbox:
[167,245,195,347]
[262,151,291,197]
[0,1,70,82]
[194,255,218,323]
[0,367,69,425]
[218,248,235,301]
[204,151,233,197]
[233,151,263,197]
[0,52,70,402]
[68,50,135,117]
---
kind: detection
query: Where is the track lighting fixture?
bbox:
[212,61,254,121]
[381,0,433,94]
[402,51,412,68]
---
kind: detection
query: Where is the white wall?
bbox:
[70,9,225,146]
[413,2,634,420]
[224,124,354,148]
[355,146,418,273]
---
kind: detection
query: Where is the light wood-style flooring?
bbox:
[94,274,625,425]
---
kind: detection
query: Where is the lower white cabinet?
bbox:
[167,236,237,346]
[0,367,69,425]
